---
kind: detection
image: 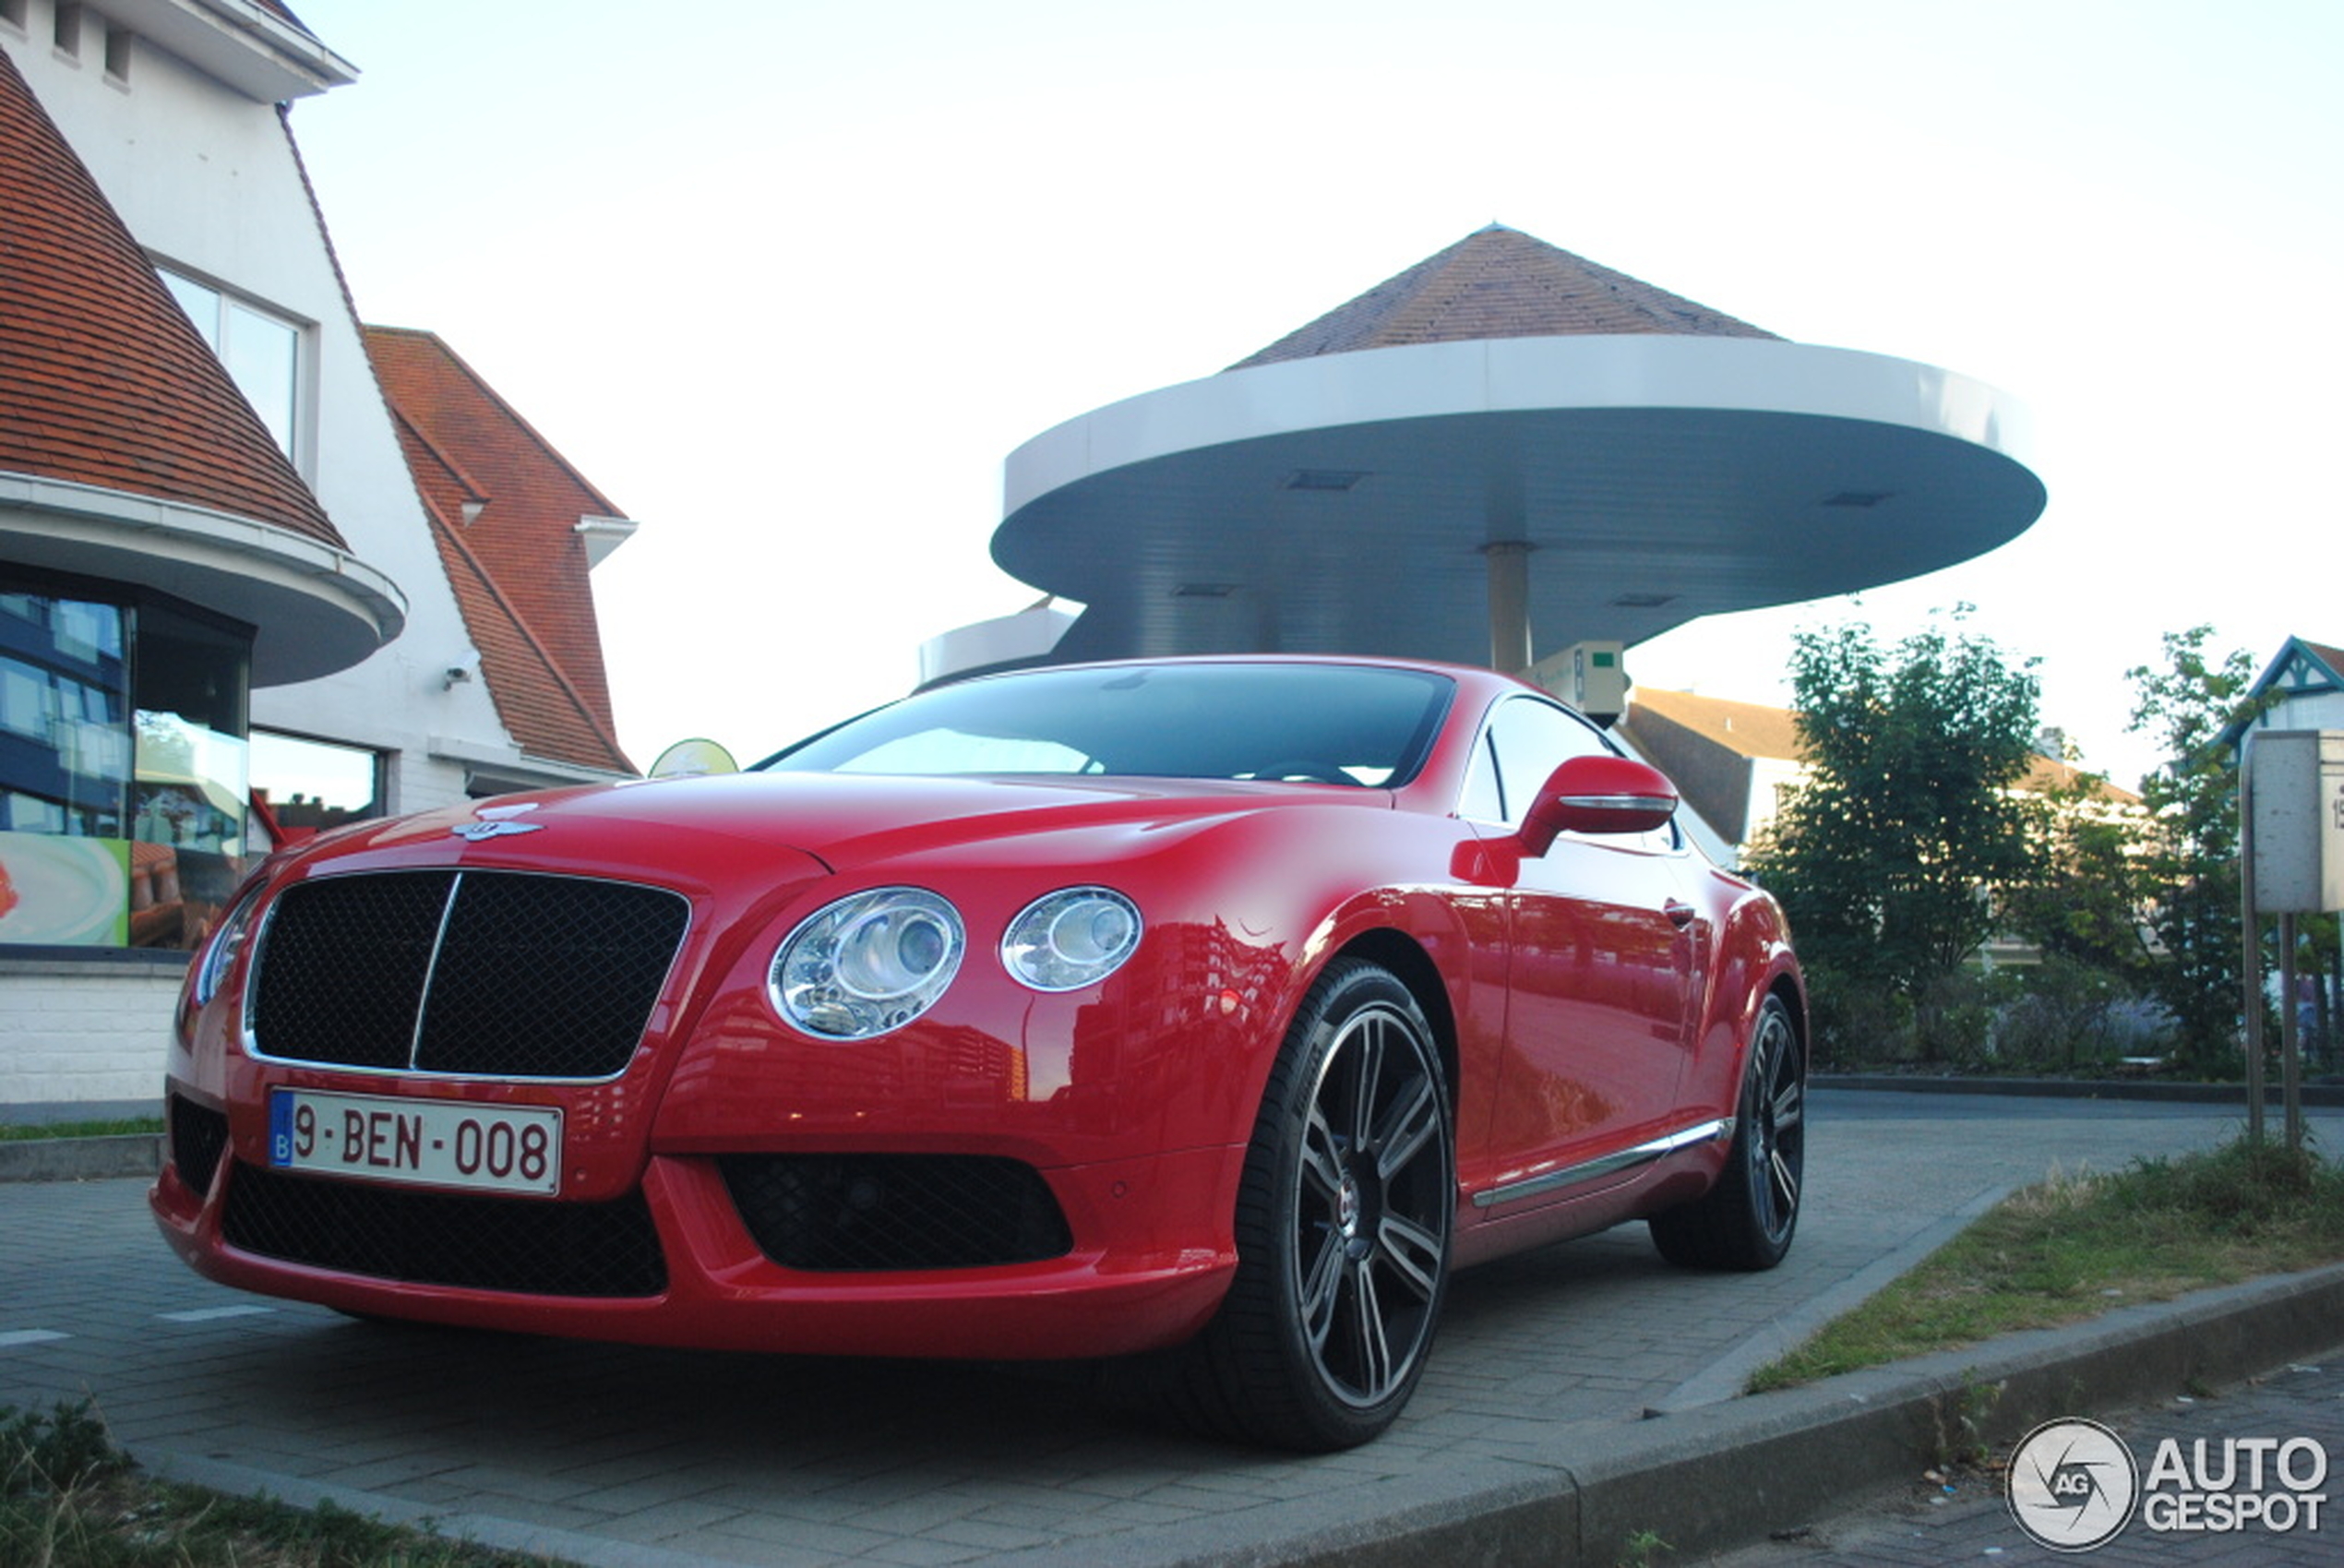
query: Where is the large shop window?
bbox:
[0,580,257,953]
[250,729,382,841]
[158,267,304,461]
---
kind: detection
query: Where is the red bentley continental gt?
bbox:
[152,656,1805,1450]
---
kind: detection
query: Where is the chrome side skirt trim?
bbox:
[1471,1117,1734,1209]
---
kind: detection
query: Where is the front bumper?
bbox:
[149,1105,1243,1361]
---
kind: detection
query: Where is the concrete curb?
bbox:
[1116,1263,2344,1568]
[1815,1072,2344,1106]
[1561,1263,2344,1563]
[0,1132,160,1182]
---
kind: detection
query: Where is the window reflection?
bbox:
[250,729,382,842]
[0,581,258,952]
[0,592,130,837]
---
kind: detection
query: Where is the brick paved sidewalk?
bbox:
[4,1093,2337,1567]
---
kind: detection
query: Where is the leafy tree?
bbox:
[1997,747,2154,980]
[2125,627,2271,1069]
[1744,613,2044,1055]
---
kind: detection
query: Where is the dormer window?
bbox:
[157,267,305,465]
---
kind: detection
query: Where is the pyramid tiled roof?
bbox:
[1228,224,1780,371]
[364,327,632,776]
[0,44,341,549]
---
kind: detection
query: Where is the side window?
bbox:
[1460,697,1609,825]
[1460,696,1680,850]
[1457,728,1505,822]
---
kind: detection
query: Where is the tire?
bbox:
[1649,993,1803,1271]
[1169,959,1453,1450]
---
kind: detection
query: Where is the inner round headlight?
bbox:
[1002,887,1142,992]
[772,888,964,1038]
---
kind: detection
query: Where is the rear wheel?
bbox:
[1649,993,1802,1270]
[1170,959,1453,1450]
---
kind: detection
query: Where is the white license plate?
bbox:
[268,1089,561,1195]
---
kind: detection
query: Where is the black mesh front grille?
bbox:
[721,1155,1073,1272]
[169,1095,229,1196]
[249,871,688,1079]
[221,1162,666,1298]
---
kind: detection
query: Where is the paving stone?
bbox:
[6,1093,2339,1567]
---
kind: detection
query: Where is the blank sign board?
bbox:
[2247,730,2344,914]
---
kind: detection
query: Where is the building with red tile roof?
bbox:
[1618,685,2141,864]
[2,2,636,1107]
[365,327,634,781]
[0,42,397,685]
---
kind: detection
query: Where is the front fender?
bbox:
[1683,874,1804,1119]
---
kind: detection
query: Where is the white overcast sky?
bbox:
[283,0,2341,788]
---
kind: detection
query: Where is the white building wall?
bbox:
[2259,690,2344,737]
[0,961,185,1107]
[3,4,526,1106]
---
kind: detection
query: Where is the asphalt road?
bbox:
[3,1089,2335,1568]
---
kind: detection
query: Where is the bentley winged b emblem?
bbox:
[450,803,544,842]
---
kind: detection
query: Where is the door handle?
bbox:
[1664,900,1697,929]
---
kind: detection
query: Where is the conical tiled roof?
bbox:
[1227,224,1779,371]
[0,45,342,549]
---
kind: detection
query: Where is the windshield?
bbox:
[760,663,1454,787]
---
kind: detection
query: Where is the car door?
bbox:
[1461,696,1701,1196]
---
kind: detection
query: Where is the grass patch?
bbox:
[0,1118,163,1143]
[3,1400,562,1568]
[1751,1135,2344,1392]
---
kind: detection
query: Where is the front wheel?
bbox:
[1169,959,1453,1450]
[1649,992,1803,1270]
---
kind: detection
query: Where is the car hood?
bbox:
[347,770,1389,877]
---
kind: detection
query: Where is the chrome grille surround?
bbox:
[245,869,690,1081]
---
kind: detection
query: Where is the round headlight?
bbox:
[771,888,964,1038]
[1002,887,1142,992]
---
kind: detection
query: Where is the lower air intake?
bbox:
[721,1154,1072,1272]
[221,1162,666,1298]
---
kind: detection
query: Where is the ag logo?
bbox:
[450,803,544,842]
[2007,1418,2139,1551]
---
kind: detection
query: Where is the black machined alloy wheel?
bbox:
[1743,997,1804,1251]
[1168,959,1454,1451]
[1649,992,1804,1271]
[1288,987,1450,1409]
